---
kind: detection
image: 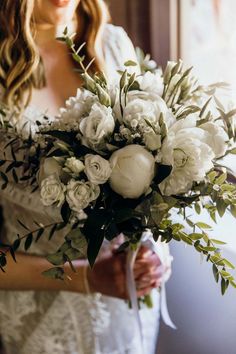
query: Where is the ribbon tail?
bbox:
[160,283,177,329]
[126,248,145,354]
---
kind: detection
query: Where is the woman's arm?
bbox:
[0,247,163,299]
[0,251,88,293]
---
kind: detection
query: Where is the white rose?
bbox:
[199,122,228,158]
[84,154,112,184]
[79,102,115,147]
[138,70,164,96]
[66,180,100,212]
[38,158,62,185]
[64,157,85,175]
[159,116,215,196]
[40,175,66,207]
[109,144,155,198]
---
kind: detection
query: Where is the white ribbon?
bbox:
[126,230,176,353]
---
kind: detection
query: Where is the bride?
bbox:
[0,1,172,353]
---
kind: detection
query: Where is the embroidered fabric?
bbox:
[0,24,169,354]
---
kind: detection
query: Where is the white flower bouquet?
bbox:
[0,30,236,297]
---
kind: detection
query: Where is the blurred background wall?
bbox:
[108,1,236,353]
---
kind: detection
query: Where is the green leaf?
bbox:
[47,251,65,266]
[208,171,218,183]
[221,277,226,295]
[230,205,236,218]
[17,219,30,231]
[196,222,212,230]
[216,199,227,217]
[202,246,217,252]
[229,147,236,154]
[9,247,17,263]
[35,228,44,243]
[120,70,127,90]
[61,201,71,224]
[124,60,137,67]
[194,203,201,214]
[113,208,140,223]
[230,280,236,288]
[64,248,81,261]
[0,255,7,267]
[0,172,8,184]
[65,229,87,257]
[155,164,172,184]
[210,239,227,245]
[24,233,33,251]
[215,172,227,185]
[42,267,64,280]
[48,224,58,240]
[189,233,203,240]
[179,233,192,245]
[83,210,110,267]
[12,169,18,183]
[212,264,219,283]
[12,238,21,251]
[223,259,235,270]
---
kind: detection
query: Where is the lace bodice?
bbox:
[0,24,169,354]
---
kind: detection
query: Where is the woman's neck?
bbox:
[34,19,77,48]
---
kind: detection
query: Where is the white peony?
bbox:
[84,154,112,184]
[79,102,115,147]
[138,70,164,96]
[64,157,85,175]
[122,91,175,133]
[109,144,155,198]
[40,175,66,207]
[159,116,215,196]
[199,122,228,158]
[66,180,100,212]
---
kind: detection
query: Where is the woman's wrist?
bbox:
[64,260,95,294]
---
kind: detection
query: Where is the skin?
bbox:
[0,0,166,299]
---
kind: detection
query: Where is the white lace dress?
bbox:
[0,24,171,354]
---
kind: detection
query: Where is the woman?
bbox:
[0,1,172,353]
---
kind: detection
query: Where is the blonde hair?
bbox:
[0,0,110,110]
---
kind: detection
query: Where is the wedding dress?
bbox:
[0,24,172,354]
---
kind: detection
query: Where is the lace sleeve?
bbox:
[103,24,140,81]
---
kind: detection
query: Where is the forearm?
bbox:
[0,251,88,293]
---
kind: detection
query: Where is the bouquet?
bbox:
[0,28,236,298]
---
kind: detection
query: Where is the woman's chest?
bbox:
[30,47,82,116]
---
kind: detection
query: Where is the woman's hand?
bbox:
[86,246,166,300]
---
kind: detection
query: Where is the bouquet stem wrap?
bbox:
[126,230,176,352]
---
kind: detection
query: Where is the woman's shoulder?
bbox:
[103,23,131,42]
[102,24,138,74]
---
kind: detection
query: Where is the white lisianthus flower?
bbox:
[109,144,155,198]
[159,116,215,196]
[64,157,85,175]
[121,91,175,132]
[84,154,112,184]
[40,175,66,207]
[199,122,228,158]
[79,102,115,147]
[138,70,164,96]
[66,180,100,212]
[38,158,62,185]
